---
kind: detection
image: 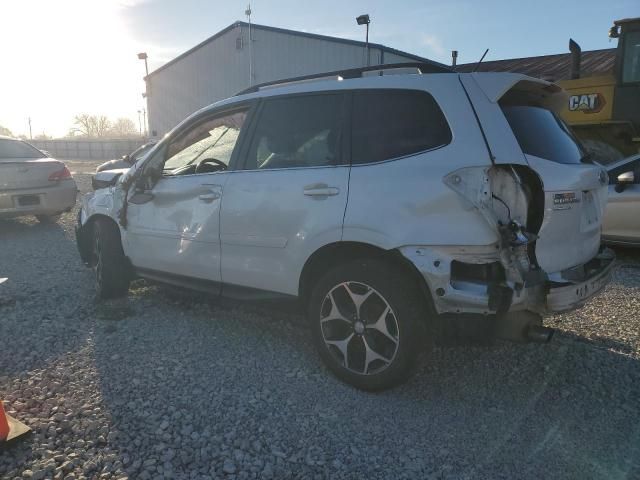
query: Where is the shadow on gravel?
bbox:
[0,216,91,379]
[87,285,640,480]
[0,217,65,236]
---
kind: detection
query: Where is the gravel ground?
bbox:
[1,160,640,480]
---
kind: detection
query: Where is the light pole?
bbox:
[142,109,147,137]
[356,14,371,67]
[28,117,32,140]
[137,110,142,136]
[137,52,149,136]
[137,52,149,77]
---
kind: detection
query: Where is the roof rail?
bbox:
[235,62,454,96]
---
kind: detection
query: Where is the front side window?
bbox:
[501,104,586,164]
[163,109,248,175]
[244,94,345,170]
[351,90,452,164]
[622,31,640,84]
[0,139,44,159]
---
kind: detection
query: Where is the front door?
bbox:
[220,93,350,296]
[124,106,252,284]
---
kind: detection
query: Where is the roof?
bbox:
[615,17,640,26]
[456,48,616,82]
[147,21,442,79]
[236,62,454,96]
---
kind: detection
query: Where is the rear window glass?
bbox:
[351,90,451,164]
[0,139,43,159]
[501,105,586,164]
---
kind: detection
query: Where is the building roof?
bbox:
[147,21,443,79]
[456,48,616,81]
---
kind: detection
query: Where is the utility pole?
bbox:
[137,110,142,136]
[28,117,32,140]
[142,109,147,137]
[246,4,253,86]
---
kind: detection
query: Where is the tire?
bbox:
[308,259,430,391]
[92,218,130,299]
[35,214,61,223]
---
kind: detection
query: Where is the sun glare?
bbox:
[0,0,146,137]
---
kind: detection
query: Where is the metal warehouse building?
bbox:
[145,21,437,136]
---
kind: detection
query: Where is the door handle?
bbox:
[303,184,340,197]
[199,191,221,202]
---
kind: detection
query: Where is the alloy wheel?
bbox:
[320,281,400,375]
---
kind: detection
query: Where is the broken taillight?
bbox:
[48,166,72,181]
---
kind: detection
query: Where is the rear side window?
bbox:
[0,139,43,159]
[244,94,345,170]
[501,105,586,164]
[351,90,451,164]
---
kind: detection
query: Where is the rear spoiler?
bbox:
[459,73,568,165]
[465,72,567,113]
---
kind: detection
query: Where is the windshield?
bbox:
[0,138,44,159]
[501,105,586,164]
[131,142,155,161]
[623,30,640,83]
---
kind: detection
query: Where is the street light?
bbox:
[137,52,149,137]
[356,14,371,67]
[137,52,149,77]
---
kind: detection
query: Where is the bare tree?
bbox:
[69,114,112,137]
[109,118,139,138]
[0,125,13,137]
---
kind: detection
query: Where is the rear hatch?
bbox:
[500,102,607,273]
[461,73,608,274]
[0,159,65,191]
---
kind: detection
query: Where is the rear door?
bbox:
[219,92,349,296]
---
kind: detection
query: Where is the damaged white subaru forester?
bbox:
[76,63,614,390]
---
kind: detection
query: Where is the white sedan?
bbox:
[0,136,77,223]
[603,153,640,246]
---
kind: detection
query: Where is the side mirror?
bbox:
[615,171,634,193]
[122,154,130,162]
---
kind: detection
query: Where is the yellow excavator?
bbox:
[558,17,640,162]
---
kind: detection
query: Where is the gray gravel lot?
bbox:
[1,160,640,479]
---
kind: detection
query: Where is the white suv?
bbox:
[76,63,614,390]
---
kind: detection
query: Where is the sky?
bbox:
[0,0,637,138]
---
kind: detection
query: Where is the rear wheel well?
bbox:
[299,242,433,309]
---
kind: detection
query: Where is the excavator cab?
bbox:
[559,18,640,162]
[610,18,640,149]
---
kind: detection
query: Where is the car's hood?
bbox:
[94,168,130,185]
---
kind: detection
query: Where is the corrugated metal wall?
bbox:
[147,25,416,136]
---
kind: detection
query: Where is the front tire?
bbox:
[92,218,130,299]
[309,259,430,391]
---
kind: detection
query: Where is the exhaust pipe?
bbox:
[569,39,581,79]
[526,325,555,343]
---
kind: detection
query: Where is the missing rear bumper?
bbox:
[544,248,615,313]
